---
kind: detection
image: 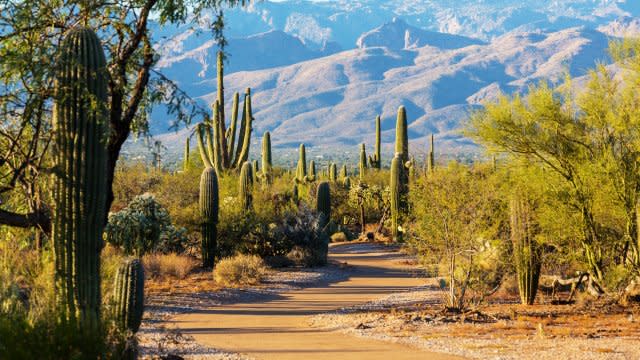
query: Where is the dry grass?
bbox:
[143,253,198,280]
[213,254,268,287]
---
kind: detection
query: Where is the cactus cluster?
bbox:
[52,27,108,332]
[196,51,253,173]
[368,115,382,169]
[112,258,145,333]
[200,167,219,268]
[510,195,542,305]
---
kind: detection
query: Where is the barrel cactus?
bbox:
[52,27,108,332]
[239,161,254,211]
[510,195,542,305]
[113,258,145,333]
[200,167,219,268]
[390,153,403,242]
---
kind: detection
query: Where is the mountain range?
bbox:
[138,0,640,162]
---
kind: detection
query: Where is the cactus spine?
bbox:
[317,181,331,229]
[359,143,367,180]
[113,258,145,333]
[239,161,254,210]
[200,167,219,268]
[329,163,337,182]
[52,27,108,332]
[369,115,382,169]
[510,195,542,305]
[295,143,307,183]
[390,154,403,242]
[261,131,272,183]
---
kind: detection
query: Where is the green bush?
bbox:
[213,254,267,287]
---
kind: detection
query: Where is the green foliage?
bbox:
[112,258,145,333]
[105,194,188,255]
[408,163,507,309]
[510,194,542,305]
[51,27,108,332]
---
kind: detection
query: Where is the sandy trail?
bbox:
[170,243,465,360]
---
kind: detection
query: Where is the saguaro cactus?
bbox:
[359,143,367,180]
[395,106,408,163]
[390,153,403,242]
[261,131,272,183]
[252,160,260,183]
[427,133,435,173]
[510,195,542,305]
[308,160,317,182]
[52,27,108,332]
[113,258,145,333]
[200,167,219,268]
[239,161,254,210]
[340,164,348,179]
[183,138,190,171]
[317,181,331,229]
[295,143,307,183]
[369,115,382,169]
[329,163,337,182]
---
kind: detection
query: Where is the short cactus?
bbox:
[113,258,145,333]
[390,153,403,242]
[316,181,331,229]
[340,164,348,179]
[295,144,307,183]
[252,160,260,183]
[308,160,317,182]
[200,167,219,268]
[239,161,254,211]
[329,163,337,182]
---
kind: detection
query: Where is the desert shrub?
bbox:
[104,193,189,255]
[213,254,267,287]
[279,206,330,267]
[143,253,198,279]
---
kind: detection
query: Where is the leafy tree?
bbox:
[0,0,247,234]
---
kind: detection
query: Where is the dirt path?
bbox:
[169,243,464,360]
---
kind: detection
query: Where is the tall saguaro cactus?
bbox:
[183,138,190,171]
[369,115,382,169]
[510,195,542,305]
[200,167,219,268]
[196,50,254,172]
[395,106,408,163]
[427,133,435,173]
[261,131,272,183]
[359,143,367,180]
[113,258,145,333]
[52,27,108,332]
[239,161,254,211]
[295,143,307,183]
[390,153,403,242]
